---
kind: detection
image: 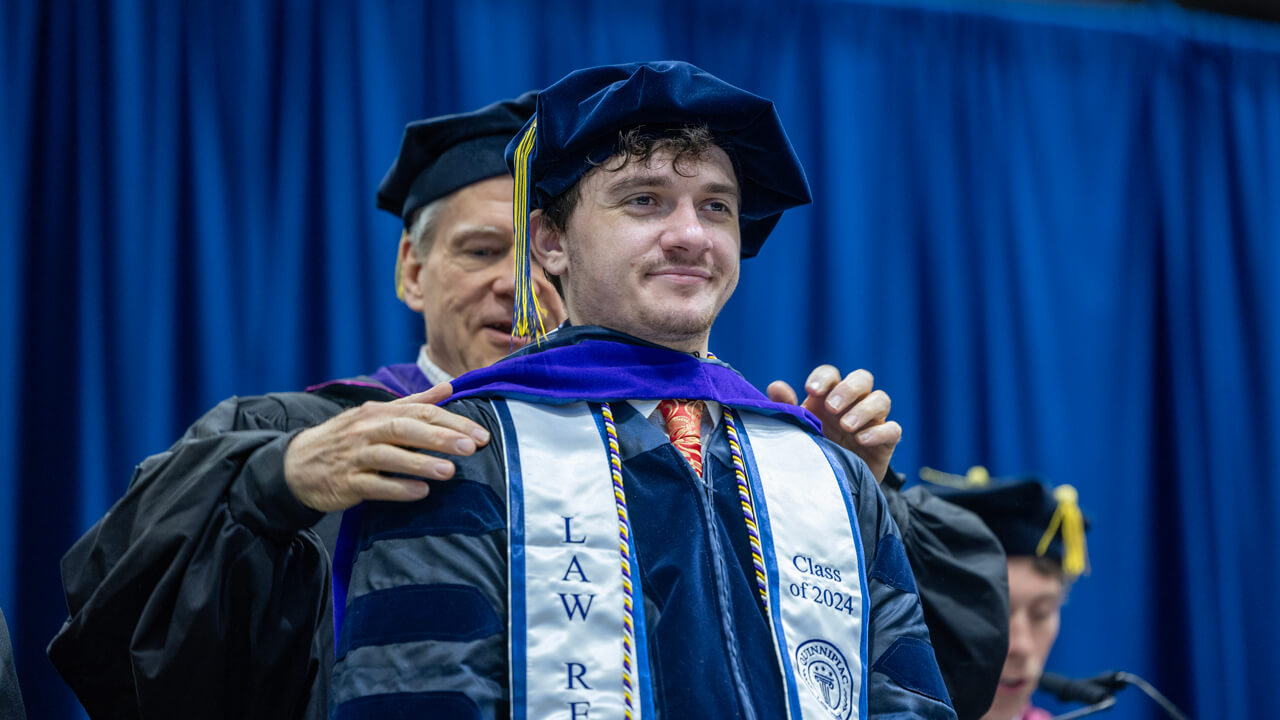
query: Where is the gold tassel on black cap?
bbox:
[394,229,411,301]
[1037,484,1090,580]
[919,465,991,489]
[511,118,547,342]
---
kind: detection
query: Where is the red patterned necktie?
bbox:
[657,398,705,478]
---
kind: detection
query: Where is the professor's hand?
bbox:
[767,366,901,483]
[284,382,490,512]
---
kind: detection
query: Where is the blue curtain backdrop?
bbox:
[2,0,1277,717]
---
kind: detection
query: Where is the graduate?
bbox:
[924,468,1091,720]
[332,61,956,720]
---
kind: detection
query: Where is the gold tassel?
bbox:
[919,465,991,489]
[511,119,547,342]
[1037,484,1089,579]
[394,229,410,301]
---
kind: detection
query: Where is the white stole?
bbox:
[495,399,868,720]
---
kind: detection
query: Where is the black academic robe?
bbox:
[48,365,1007,719]
[881,475,1009,720]
[47,387,386,720]
[1,608,26,720]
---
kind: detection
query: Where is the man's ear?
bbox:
[398,230,427,312]
[529,210,568,277]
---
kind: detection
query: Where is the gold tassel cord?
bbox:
[1037,484,1089,579]
[919,465,991,489]
[394,229,410,301]
[511,119,547,342]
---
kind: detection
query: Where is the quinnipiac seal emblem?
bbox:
[795,639,854,719]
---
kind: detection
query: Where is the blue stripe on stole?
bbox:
[333,690,482,720]
[493,399,528,720]
[337,584,501,656]
[815,441,872,720]
[733,417,803,720]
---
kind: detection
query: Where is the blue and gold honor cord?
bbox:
[704,352,769,606]
[600,399,772,717]
[725,410,770,607]
[511,119,548,343]
[601,403,639,718]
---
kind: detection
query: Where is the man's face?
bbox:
[400,174,566,377]
[983,556,1066,720]
[534,145,741,353]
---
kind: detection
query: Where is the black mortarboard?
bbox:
[503,60,812,339]
[505,60,811,258]
[922,466,1091,579]
[377,91,538,228]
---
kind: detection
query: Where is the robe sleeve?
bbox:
[881,474,1010,720]
[0,608,25,720]
[827,446,958,720]
[47,392,351,720]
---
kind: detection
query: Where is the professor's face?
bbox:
[402,175,565,376]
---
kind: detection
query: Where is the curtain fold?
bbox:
[3,1,1277,718]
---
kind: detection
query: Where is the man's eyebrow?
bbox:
[445,224,510,244]
[605,174,672,195]
[703,182,740,199]
[605,174,741,200]
[451,224,508,237]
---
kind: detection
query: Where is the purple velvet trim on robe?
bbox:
[366,363,436,396]
[333,333,820,641]
[448,338,821,433]
[305,363,433,398]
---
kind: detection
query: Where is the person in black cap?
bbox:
[47,94,559,720]
[375,91,567,386]
[47,88,909,719]
[924,467,1091,720]
[333,61,957,719]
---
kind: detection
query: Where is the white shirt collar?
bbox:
[630,399,722,429]
[416,344,455,387]
[631,399,721,474]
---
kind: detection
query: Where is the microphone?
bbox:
[1039,672,1116,705]
[1040,671,1193,720]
